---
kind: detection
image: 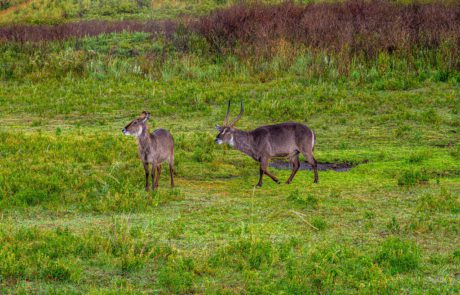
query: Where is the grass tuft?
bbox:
[397,169,429,186]
[288,190,319,209]
[375,237,421,275]
[158,256,195,293]
[417,188,459,214]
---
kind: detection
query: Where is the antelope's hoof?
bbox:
[285,181,291,184]
[256,184,262,188]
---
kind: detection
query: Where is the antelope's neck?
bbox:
[136,126,152,149]
[232,129,255,159]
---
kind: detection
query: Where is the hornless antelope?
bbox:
[122,111,174,192]
[215,101,318,186]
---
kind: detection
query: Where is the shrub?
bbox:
[0,19,177,42]
[196,1,460,59]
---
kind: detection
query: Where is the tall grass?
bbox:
[0,1,458,84]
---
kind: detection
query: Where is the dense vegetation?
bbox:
[0,0,459,293]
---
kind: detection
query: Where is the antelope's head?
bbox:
[215,101,244,146]
[122,111,150,137]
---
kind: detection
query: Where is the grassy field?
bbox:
[0,0,282,25]
[1,1,460,294]
[2,0,458,25]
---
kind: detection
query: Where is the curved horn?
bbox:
[223,100,231,125]
[229,101,244,127]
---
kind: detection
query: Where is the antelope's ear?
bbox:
[216,124,222,131]
[140,111,151,122]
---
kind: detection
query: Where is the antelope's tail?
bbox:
[311,129,316,151]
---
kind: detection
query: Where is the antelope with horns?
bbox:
[122,111,174,192]
[215,101,318,186]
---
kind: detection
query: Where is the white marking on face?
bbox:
[136,126,143,137]
[216,139,223,145]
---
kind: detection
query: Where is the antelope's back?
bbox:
[252,122,312,155]
[152,128,174,153]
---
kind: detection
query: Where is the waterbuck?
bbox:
[122,111,174,192]
[215,101,318,186]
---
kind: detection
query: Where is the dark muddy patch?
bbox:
[270,160,359,172]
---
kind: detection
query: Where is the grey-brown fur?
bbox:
[215,101,318,186]
[122,111,174,192]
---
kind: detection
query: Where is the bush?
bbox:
[196,1,460,58]
[0,20,177,42]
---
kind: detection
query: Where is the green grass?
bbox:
[0,0,227,25]
[0,5,459,291]
[0,72,458,292]
[0,0,299,25]
[2,0,458,25]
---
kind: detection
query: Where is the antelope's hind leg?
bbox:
[154,165,162,188]
[303,152,318,183]
[169,159,175,188]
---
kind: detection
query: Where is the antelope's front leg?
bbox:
[260,158,280,185]
[143,162,150,192]
[151,163,157,192]
[256,166,264,187]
